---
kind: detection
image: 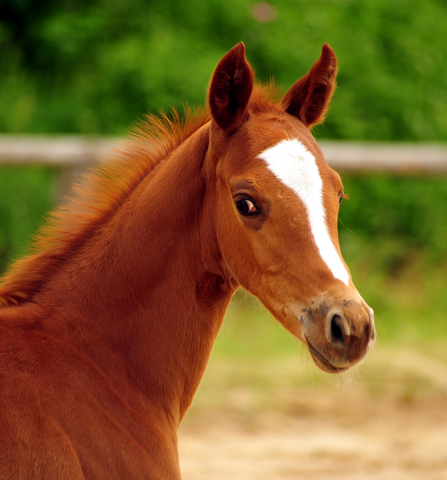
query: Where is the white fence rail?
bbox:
[1,135,447,173]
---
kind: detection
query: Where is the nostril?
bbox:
[330,314,345,345]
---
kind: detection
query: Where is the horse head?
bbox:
[204,43,375,373]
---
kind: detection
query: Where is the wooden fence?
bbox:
[1,136,447,196]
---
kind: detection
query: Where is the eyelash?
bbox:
[339,191,349,205]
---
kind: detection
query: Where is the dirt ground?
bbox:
[179,395,447,479]
[178,350,447,479]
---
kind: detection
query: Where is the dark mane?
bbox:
[0,106,211,307]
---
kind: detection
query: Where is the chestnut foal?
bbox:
[0,43,374,479]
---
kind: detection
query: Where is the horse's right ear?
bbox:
[282,44,337,128]
[209,42,254,134]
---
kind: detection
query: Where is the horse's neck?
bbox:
[37,124,235,423]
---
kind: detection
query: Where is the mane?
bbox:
[0,106,210,307]
[0,83,281,308]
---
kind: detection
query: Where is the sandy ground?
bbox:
[179,396,447,479]
[178,350,447,479]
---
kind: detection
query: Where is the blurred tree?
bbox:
[0,0,92,73]
[1,0,446,140]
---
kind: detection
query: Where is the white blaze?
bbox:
[258,138,350,286]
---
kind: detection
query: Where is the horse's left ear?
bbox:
[209,42,254,133]
[282,43,337,128]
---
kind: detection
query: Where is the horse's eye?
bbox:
[236,198,259,216]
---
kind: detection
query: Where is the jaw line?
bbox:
[305,336,349,374]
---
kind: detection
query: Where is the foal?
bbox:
[0,43,374,479]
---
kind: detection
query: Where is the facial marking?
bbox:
[258,138,350,286]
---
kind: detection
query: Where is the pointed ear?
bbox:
[209,42,254,133]
[282,43,337,127]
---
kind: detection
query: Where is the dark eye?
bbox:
[236,198,259,216]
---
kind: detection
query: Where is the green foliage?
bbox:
[339,174,447,263]
[1,0,447,140]
[0,167,56,273]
